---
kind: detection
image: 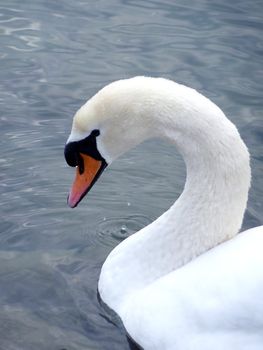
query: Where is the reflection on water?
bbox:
[0,0,262,349]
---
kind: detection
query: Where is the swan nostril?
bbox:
[77,154,84,174]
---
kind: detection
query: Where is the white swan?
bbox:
[64,77,263,350]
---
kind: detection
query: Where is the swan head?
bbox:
[64,76,250,212]
[64,77,157,208]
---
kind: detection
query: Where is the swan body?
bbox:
[121,226,263,350]
[65,77,263,349]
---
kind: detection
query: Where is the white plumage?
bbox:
[67,77,263,350]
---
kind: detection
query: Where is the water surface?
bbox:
[0,0,262,349]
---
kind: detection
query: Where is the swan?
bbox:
[64,77,263,350]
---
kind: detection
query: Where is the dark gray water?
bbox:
[1,0,262,349]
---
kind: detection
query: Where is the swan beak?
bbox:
[67,153,106,208]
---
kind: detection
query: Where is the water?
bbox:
[0,0,262,349]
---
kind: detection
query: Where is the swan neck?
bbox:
[159,101,250,255]
[98,80,251,312]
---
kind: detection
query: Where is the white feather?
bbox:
[68,77,263,350]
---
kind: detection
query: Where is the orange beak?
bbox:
[67,153,105,208]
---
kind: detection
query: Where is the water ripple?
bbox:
[95,214,152,247]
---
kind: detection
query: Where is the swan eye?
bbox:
[64,129,106,168]
[91,129,100,137]
[77,129,104,162]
